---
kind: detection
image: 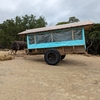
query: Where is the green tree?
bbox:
[0,14,47,48]
[86,24,100,54]
[36,16,47,28]
[68,16,80,23]
[56,16,80,25]
[56,21,69,25]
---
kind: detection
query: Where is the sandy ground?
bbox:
[0,50,100,100]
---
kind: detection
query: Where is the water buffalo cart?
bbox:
[18,21,93,65]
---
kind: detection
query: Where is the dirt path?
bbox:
[0,51,100,100]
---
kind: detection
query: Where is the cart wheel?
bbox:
[61,55,66,60]
[44,49,61,65]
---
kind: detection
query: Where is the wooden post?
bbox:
[72,30,75,52]
[51,33,53,42]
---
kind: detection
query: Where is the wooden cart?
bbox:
[18,21,93,65]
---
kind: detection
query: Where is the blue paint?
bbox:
[27,35,30,49]
[82,28,86,49]
[26,28,86,50]
[27,40,85,49]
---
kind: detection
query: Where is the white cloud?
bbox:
[0,0,100,25]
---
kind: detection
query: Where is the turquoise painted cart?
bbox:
[18,21,93,65]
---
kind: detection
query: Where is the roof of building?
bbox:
[18,21,93,35]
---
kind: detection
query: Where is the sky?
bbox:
[0,0,100,26]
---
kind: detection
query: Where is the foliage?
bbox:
[85,24,100,55]
[0,14,47,48]
[56,16,80,25]
[68,16,80,23]
[56,22,69,25]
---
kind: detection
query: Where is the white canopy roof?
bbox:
[18,21,93,35]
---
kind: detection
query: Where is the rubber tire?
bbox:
[44,49,61,65]
[61,55,66,60]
